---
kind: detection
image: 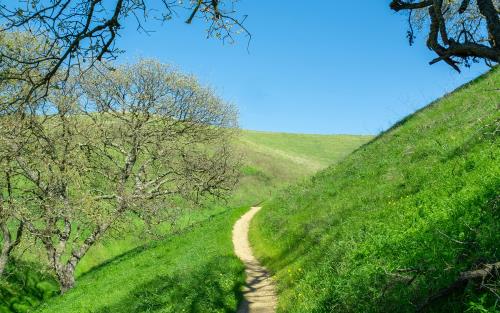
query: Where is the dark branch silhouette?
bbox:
[390,0,499,71]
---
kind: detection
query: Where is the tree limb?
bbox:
[418,262,500,311]
[390,0,433,12]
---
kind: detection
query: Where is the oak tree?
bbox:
[3,59,239,292]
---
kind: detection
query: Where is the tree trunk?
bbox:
[50,223,109,293]
[0,221,22,276]
[42,236,76,294]
[477,0,500,49]
[0,250,9,276]
[56,264,76,294]
[0,223,11,276]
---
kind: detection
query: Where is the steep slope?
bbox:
[250,68,500,312]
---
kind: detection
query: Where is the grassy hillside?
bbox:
[232,131,371,206]
[250,68,500,312]
[1,131,370,313]
[74,131,371,276]
[35,207,247,313]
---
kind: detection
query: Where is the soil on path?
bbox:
[233,207,277,313]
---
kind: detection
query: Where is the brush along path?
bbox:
[233,207,277,313]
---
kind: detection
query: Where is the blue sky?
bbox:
[116,1,488,135]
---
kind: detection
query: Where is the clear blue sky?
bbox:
[116,1,488,135]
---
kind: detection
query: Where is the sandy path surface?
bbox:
[233,207,277,313]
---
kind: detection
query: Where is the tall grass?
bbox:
[250,68,500,312]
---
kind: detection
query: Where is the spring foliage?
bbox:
[0,59,239,292]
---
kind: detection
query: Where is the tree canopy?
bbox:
[0,59,239,292]
[0,0,249,105]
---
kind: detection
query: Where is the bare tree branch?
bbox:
[390,0,500,70]
[0,0,250,107]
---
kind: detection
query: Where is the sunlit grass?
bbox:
[250,68,500,312]
[36,207,247,313]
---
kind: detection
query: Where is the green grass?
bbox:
[1,130,369,313]
[231,131,372,206]
[35,207,247,313]
[75,131,370,277]
[250,68,500,313]
[241,131,371,170]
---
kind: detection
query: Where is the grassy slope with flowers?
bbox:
[250,68,500,312]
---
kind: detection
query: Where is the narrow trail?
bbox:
[233,207,277,313]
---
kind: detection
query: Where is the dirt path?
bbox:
[233,207,277,313]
